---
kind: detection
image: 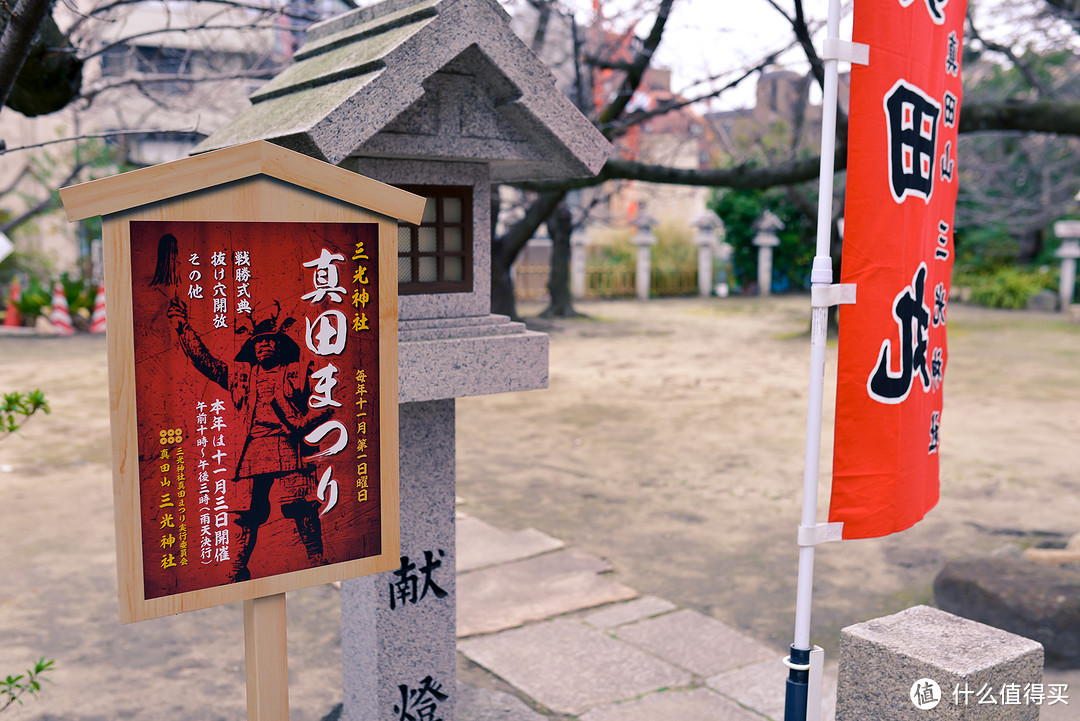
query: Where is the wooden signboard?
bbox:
[61,141,425,718]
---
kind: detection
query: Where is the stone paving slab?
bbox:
[457,549,637,637]
[614,608,776,676]
[456,681,547,721]
[579,687,764,721]
[583,596,677,629]
[458,619,692,715]
[708,657,839,721]
[456,513,564,573]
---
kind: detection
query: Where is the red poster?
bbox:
[830,0,965,538]
[130,221,382,598]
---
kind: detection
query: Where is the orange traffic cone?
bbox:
[49,281,74,336]
[89,283,107,334]
[2,278,21,327]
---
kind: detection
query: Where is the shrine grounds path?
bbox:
[1,295,1078,720]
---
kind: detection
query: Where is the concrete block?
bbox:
[614,609,775,676]
[836,605,1044,720]
[458,619,692,715]
[457,549,637,637]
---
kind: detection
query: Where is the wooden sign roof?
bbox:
[61,140,426,224]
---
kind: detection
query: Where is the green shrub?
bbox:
[954,266,1057,309]
[12,276,50,324]
[710,186,815,293]
[59,272,95,317]
[588,229,634,268]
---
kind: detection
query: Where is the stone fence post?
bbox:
[570,228,588,300]
[1053,220,1080,311]
[693,210,723,299]
[632,211,657,301]
[836,605,1043,720]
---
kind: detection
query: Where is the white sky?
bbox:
[559,0,851,110]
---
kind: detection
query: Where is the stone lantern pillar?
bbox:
[752,210,784,296]
[692,210,723,298]
[632,211,657,301]
[1053,220,1080,311]
[570,227,588,300]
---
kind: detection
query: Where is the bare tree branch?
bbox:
[1041,0,1080,32]
[1,162,86,235]
[81,21,280,61]
[65,0,311,43]
[966,9,1050,97]
[0,126,199,156]
[79,70,271,103]
[605,45,793,137]
[0,164,31,195]
[597,0,675,132]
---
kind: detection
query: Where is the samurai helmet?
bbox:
[234,300,301,364]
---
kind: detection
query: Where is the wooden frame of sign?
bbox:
[62,142,423,719]
[61,141,422,623]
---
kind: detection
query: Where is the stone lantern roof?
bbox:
[196,0,611,182]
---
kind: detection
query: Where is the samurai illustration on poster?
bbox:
[129,220,382,599]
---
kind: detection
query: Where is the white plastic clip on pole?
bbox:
[784,0,845,718]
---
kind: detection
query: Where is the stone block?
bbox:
[398,321,549,403]
[458,619,692,715]
[580,687,761,721]
[707,656,838,721]
[456,681,547,721]
[457,549,637,637]
[836,605,1043,720]
[934,556,1080,667]
[614,609,775,676]
[583,597,677,629]
[456,514,563,572]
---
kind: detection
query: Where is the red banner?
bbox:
[130,221,382,598]
[830,0,965,538]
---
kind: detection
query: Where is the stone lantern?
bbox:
[196,1,613,718]
[632,210,658,301]
[752,210,785,296]
[1053,220,1080,311]
[692,210,723,298]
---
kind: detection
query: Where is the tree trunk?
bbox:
[0,0,55,113]
[490,190,566,320]
[490,188,518,319]
[491,248,518,320]
[541,201,579,318]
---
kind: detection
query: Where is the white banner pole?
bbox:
[784,0,845,718]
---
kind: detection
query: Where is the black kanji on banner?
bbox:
[867,263,931,404]
[884,81,941,204]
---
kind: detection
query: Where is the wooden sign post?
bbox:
[245,594,289,720]
[61,141,425,720]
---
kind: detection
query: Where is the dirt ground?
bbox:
[457,297,1080,653]
[2,295,1079,719]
